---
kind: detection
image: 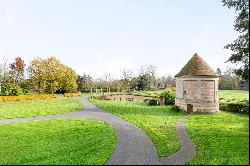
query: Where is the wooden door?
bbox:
[187,104,193,113]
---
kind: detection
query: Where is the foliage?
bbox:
[0,99,83,119]
[0,94,57,102]
[222,0,249,80]
[148,99,159,106]
[64,92,81,97]
[216,67,248,90]
[90,99,184,157]
[186,112,249,165]
[127,65,157,91]
[0,57,28,96]
[0,118,116,165]
[219,90,249,114]
[220,102,249,114]
[119,69,133,92]
[159,87,176,105]
[9,57,25,85]
[77,73,94,92]
[28,57,77,94]
[159,75,176,88]
[171,105,181,112]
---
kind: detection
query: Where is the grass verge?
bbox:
[0,118,116,165]
[0,99,83,120]
[186,112,249,165]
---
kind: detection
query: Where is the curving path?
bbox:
[0,97,195,165]
[159,114,195,165]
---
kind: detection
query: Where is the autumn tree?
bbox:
[28,58,47,92]
[28,57,77,94]
[9,57,25,85]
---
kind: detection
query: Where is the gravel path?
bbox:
[0,97,195,165]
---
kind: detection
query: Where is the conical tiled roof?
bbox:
[175,53,218,77]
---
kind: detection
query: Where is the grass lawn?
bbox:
[0,99,83,120]
[186,112,249,165]
[90,99,184,157]
[219,90,249,103]
[132,90,164,97]
[0,118,117,165]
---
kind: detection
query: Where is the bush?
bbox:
[0,94,57,102]
[171,105,181,112]
[159,88,175,105]
[64,92,81,97]
[148,99,158,106]
[219,102,249,114]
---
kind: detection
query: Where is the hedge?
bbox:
[0,94,57,102]
[219,102,249,114]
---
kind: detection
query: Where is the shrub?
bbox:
[219,102,249,114]
[64,92,81,97]
[171,105,181,112]
[148,99,158,106]
[0,94,57,102]
[159,88,175,105]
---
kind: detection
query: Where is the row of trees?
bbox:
[217,67,248,90]
[77,65,176,93]
[0,56,78,95]
[0,58,247,96]
[0,56,177,95]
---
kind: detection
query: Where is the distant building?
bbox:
[175,53,219,113]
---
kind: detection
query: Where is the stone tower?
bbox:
[175,53,219,113]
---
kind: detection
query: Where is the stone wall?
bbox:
[175,77,219,113]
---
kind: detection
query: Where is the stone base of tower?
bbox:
[175,98,219,113]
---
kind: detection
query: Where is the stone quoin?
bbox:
[175,53,220,113]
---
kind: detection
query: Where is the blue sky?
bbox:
[0,0,238,79]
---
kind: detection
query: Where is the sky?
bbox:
[0,0,239,79]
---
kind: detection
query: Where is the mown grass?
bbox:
[186,112,249,165]
[219,90,249,103]
[0,118,117,165]
[0,99,83,120]
[90,99,183,157]
[132,90,163,97]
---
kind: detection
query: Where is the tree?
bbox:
[9,57,25,85]
[28,57,77,94]
[137,65,157,90]
[103,73,112,93]
[216,68,222,76]
[77,73,94,92]
[120,68,133,92]
[222,0,249,80]
[0,58,11,95]
[59,66,78,93]
[28,57,47,92]
[219,67,240,90]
